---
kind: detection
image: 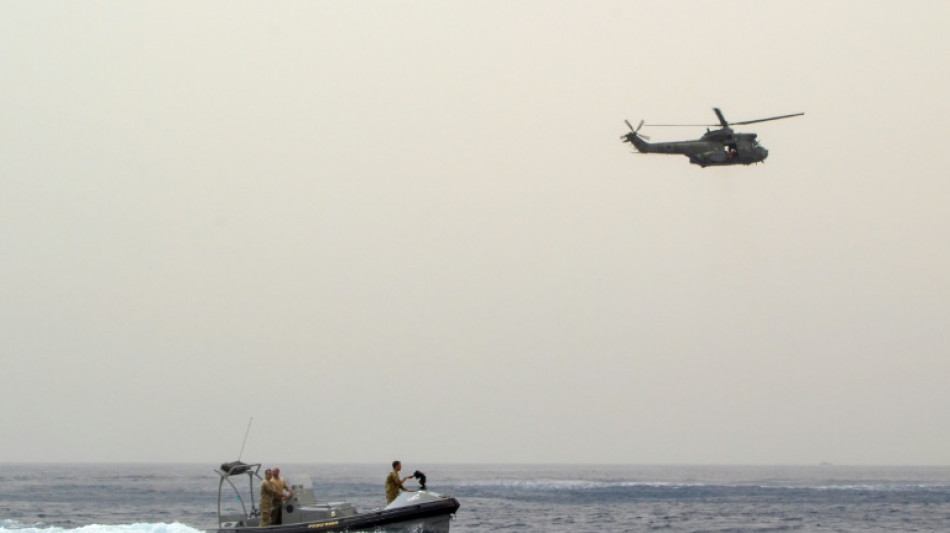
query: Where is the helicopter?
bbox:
[621,108,803,167]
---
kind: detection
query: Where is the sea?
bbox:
[2,463,950,532]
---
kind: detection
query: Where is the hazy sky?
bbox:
[3,1,949,465]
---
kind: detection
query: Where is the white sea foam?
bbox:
[0,522,203,533]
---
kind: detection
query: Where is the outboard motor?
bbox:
[412,470,427,490]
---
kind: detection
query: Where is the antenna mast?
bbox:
[238,417,253,461]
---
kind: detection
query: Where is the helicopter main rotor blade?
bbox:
[729,112,805,125]
[643,123,715,127]
[713,108,729,128]
[645,110,805,127]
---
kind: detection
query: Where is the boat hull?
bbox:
[216,497,459,533]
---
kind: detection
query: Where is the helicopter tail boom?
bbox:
[621,119,652,152]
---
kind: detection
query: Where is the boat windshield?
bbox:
[289,475,312,491]
[288,475,317,505]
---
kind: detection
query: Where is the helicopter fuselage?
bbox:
[624,128,768,167]
[621,108,803,168]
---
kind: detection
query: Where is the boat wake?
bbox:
[0,521,202,533]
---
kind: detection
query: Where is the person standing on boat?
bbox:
[259,469,280,526]
[271,467,292,524]
[385,460,413,504]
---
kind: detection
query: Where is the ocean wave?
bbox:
[460,479,705,490]
[0,521,202,533]
[457,479,950,493]
[808,483,950,492]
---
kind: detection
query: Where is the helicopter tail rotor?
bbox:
[621,119,652,154]
[622,119,650,141]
